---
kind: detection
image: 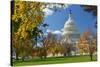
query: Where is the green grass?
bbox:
[12,55,97,66]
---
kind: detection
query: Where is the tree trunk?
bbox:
[40,56,43,60]
[44,55,47,59]
[16,51,19,60]
[63,53,66,56]
[22,56,25,61]
[44,50,47,59]
[90,53,93,61]
[53,53,55,56]
[16,54,18,60]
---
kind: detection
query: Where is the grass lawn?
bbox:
[12,55,97,66]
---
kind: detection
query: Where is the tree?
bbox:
[60,37,72,56]
[12,35,20,60]
[77,29,97,61]
[11,1,45,61]
[12,1,44,39]
[43,32,57,56]
[82,5,97,28]
[43,32,54,56]
[82,5,97,16]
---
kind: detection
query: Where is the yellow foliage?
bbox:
[12,1,45,40]
[77,29,97,54]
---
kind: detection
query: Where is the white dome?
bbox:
[62,13,79,35]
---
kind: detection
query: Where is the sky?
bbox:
[43,4,97,35]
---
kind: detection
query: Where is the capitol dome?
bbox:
[62,11,80,36]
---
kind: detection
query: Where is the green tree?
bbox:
[82,5,97,28]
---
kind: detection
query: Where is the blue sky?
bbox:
[43,4,97,35]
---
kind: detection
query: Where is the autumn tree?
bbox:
[43,32,66,57]
[77,29,97,61]
[11,1,45,61]
[60,36,73,56]
[43,32,55,56]
[12,35,20,60]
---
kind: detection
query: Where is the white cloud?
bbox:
[46,29,62,34]
[43,4,70,17]
[46,29,53,33]
[61,28,63,32]
[43,8,54,17]
[53,30,62,34]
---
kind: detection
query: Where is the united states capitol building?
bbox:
[61,10,80,56]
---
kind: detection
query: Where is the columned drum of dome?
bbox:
[62,10,80,56]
